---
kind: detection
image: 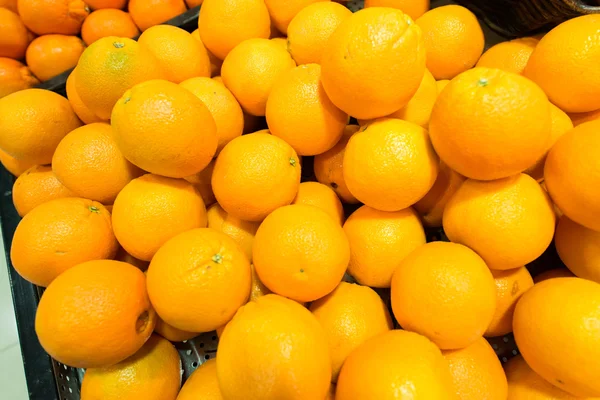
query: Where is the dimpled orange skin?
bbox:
[513,278,600,397]
[0,8,31,60]
[249,263,271,301]
[476,37,538,75]
[387,68,437,128]
[292,182,345,226]
[177,359,223,400]
[111,174,208,262]
[111,79,217,178]
[221,38,296,117]
[544,120,600,232]
[267,64,347,156]
[253,205,350,302]
[184,159,216,207]
[343,118,439,212]
[217,295,331,400]
[364,0,429,20]
[336,330,456,400]
[35,260,156,368]
[429,68,551,181]
[0,58,39,99]
[18,0,89,35]
[65,68,104,124]
[82,9,140,46]
[264,0,329,34]
[310,282,393,382]
[154,317,198,342]
[391,242,496,350]
[25,34,85,82]
[0,148,34,177]
[207,203,260,262]
[533,268,575,283]
[555,216,600,284]
[11,198,117,287]
[212,134,301,222]
[343,205,425,288]
[198,0,271,60]
[190,29,223,77]
[127,0,186,32]
[524,15,600,113]
[321,8,426,119]
[12,165,75,217]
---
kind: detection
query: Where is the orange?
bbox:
[513,278,600,397]
[185,0,203,7]
[343,205,425,288]
[12,165,75,217]
[336,330,455,399]
[52,123,143,204]
[387,68,437,128]
[524,15,600,113]
[267,64,346,155]
[221,38,296,116]
[444,174,556,271]
[264,0,329,34]
[416,5,484,80]
[442,337,508,400]
[253,204,349,302]
[154,317,198,342]
[190,29,222,77]
[217,294,331,400]
[26,34,85,82]
[544,120,600,231]
[476,37,538,75]
[533,268,575,283]
[391,242,496,350]
[364,0,429,20]
[286,2,352,65]
[310,282,393,382]
[270,37,287,51]
[292,182,344,225]
[0,58,39,98]
[81,9,140,46]
[138,25,211,83]
[0,0,18,13]
[249,263,271,301]
[570,108,600,127]
[198,0,271,60]
[111,79,217,178]
[128,0,186,31]
[180,77,244,153]
[65,68,105,124]
[0,148,34,176]
[18,0,89,35]
[313,125,359,204]
[212,133,301,222]
[0,8,31,59]
[555,216,600,284]
[206,203,260,261]
[74,36,165,120]
[115,247,149,271]
[0,89,82,164]
[177,359,223,400]
[112,174,208,261]
[429,68,551,180]
[147,228,251,332]
[343,118,439,211]
[485,267,534,337]
[321,7,426,119]
[86,0,127,9]
[184,159,216,206]
[436,79,450,93]
[81,335,180,400]
[35,260,156,368]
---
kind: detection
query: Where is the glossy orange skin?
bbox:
[206,203,260,261]
[388,68,437,128]
[18,0,89,35]
[292,182,345,225]
[81,9,140,46]
[0,8,31,59]
[128,0,186,31]
[364,0,429,20]
[476,37,538,75]
[0,148,34,176]
[12,165,75,217]
[25,34,85,82]
[154,317,198,342]
[65,68,104,124]
[177,359,223,400]
[0,58,39,99]
[264,0,329,34]
[190,29,222,77]
[184,159,216,206]
[555,216,600,283]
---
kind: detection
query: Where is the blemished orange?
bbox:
[364,0,429,20]
[25,34,85,82]
[286,2,352,65]
[442,338,508,400]
[444,174,555,271]
[75,37,165,120]
[81,9,140,46]
[570,108,600,127]
[343,205,425,288]
[217,295,331,400]
[206,203,260,261]
[184,159,216,206]
[0,8,30,59]
[436,79,450,93]
[111,79,217,178]
[416,5,484,80]
[177,359,223,400]
[18,0,89,35]
[310,282,393,382]
[313,125,360,204]
[190,29,222,77]
[138,25,211,83]
[544,120,600,231]
[212,133,301,222]
[0,148,34,177]
[391,242,496,350]
[534,268,575,283]
[253,204,350,302]
[0,58,39,99]
[112,174,208,261]
[147,228,251,332]
[0,0,18,13]
[485,267,534,337]
[292,182,344,225]
[266,64,347,156]
[524,15,600,113]
[12,165,75,217]
[387,68,437,128]
[128,0,186,31]
[221,38,296,116]
[0,89,82,164]
[429,68,551,181]
[198,0,271,60]
[476,37,538,75]
[154,317,198,342]
[336,330,456,399]
[513,278,600,397]
[343,118,439,211]
[86,0,127,9]
[81,335,181,400]
[264,0,329,34]
[321,7,426,119]
[52,123,143,205]
[35,260,156,368]
[65,68,104,124]
[180,77,243,153]
[249,263,271,301]
[555,216,600,284]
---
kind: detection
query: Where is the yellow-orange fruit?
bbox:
[476,37,538,75]
[176,359,223,400]
[0,58,39,99]
[18,0,89,35]
[184,160,216,206]
[533,268,575,283]
[292,181,344,225]
[555,216,600,283]
[0,8,31,60]
[364,0,429,20]
[25,34,85,82]
[12,165,75,217]
[206,203,260,261]
[0,148,35,177]
[128,0,187,31]
[81,9,140,46]
[65,68,104,124]
[387,68,437,128]
[154,317,198,343]
[264,0,329,34]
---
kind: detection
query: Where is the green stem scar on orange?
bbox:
[478,77,489,87]
[89,206,100,213]
[212,254,223,264]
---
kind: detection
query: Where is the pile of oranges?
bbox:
[1,0,600,399]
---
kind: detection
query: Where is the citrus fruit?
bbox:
[177,359,222,400]
[86,0,127,9]
[12,165,75,217]
[387,68,437,128]
[292,182,344,225]
[18,0,89,35]
[128,0,186,31]
[0,148,34,176]
[190,28,222,77]
[476,37,538,75]
[364,0,429,20]
[249,264,271,301]
[206,203,260,261]
[25,34,85,82]
[264,0,328,34]
[0,0,18,13]
[154,317,198,343]
[0,58,39,99]
[65,68,104,124]
[0,7,31,59]
[570,108,600,127]
[115,247,149,271]
[555,216,600,283]
[184,159,216,206]
[185,0,203,7]
[81,9,140,45]
[436,79,450,93]
[533,268,575,283]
